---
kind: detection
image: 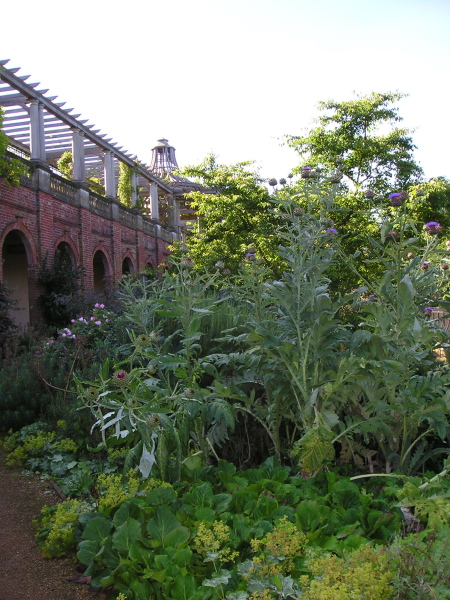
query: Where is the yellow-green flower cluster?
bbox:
[5,429,57,466]
[300,544,393,600]
[5,445,27,466]
[2,430,20,452]
[97,472,140,511]
[250,516,308,576]
[35,499,90,558]
[194,520,238,564]
[23,431,56,453]
[107,446,130,462]
[248,590,273,600]
[141,477,173,494]
[53,438,78,453]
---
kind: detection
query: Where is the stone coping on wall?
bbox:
[4,150,177,243]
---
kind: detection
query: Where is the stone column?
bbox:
[29,100,41,161]
[38,103,46,162]
[167,193,179,229]
[104,151,116,198]
[72,129,86,183]
[149,182,159,221]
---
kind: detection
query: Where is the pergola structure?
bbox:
[0,59,186,223]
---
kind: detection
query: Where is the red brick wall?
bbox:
[0,174,171,324]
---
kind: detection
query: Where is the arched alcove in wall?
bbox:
[55,241,76,270]
[2,230,30,327]
[122,256,134,275]
[93,250,109,294]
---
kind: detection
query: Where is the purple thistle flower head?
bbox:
[325,228,338,236]
[421,261,430,270]
[246,253,256,258]
[389,193,403,206]
[95,320,102,325]
[424,221,442,234]
[94,303,99,308]
[424,307,434,313]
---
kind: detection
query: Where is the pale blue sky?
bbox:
[1,0,449,180]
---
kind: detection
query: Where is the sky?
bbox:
[1,0,449,181]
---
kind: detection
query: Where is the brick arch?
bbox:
[1,220,38,266]
[54,234,79,263]
[92,243,112,275]
[121,251,135,275]
[145,257,156,270]
[92,244,112,294]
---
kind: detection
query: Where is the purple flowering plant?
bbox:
[423,221,442,235]
[33,304,126,366]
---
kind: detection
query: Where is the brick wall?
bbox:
[0,167,172,324]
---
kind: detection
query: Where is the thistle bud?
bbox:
[113,370,129,386]
[136,333,151,347]
[386,230,399,242]
[146,414,160,428]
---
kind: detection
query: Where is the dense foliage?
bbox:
[285,92,423,194]
[176,154,282,274]
[2,95,450,598]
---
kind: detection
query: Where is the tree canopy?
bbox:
[285,92,423,194]
[176,154,282,273]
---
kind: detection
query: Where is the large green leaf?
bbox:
[147,506,190,548]
[112,517,146,554]
[173,548,193,568]
[295,500,330,532]
[183,482,215,507]
[81,516,113,542]
[171,574,198,600]
[113,498,146,527]
[77,539,103,567]
[146,486,178,506]
[130,580,154,599]
[129,540,153,568]
[213,493,232,513]
[331,481,362,510]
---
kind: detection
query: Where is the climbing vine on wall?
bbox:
[118,162,133,207]
[0,108,27,185]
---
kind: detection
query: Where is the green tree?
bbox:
[286,91,423,194]
[177,154,282,273]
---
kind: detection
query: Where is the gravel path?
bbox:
[0,453,108,600]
